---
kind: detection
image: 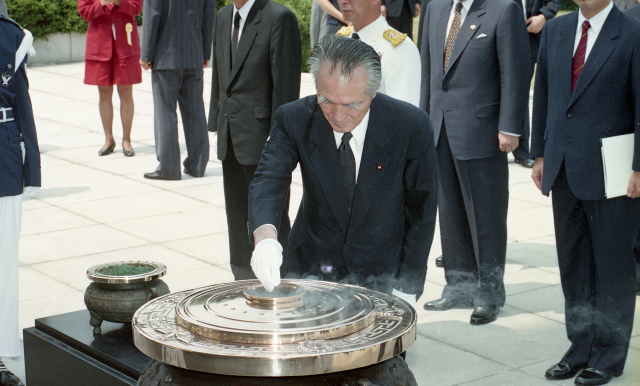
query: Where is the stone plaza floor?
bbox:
[2,61,638,385]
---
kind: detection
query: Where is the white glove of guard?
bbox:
[250,238,283,292]
[392,288,417,311]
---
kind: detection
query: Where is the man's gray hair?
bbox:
[308,34,382,97]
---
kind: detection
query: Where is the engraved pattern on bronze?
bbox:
[137,358,418,386]
[133,280,416,376]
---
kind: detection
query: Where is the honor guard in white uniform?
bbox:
[337,15,421,107]
[0,13,39,386]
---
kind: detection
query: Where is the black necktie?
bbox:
[352,33,360,40]
[338,133,356,216]
[231,11,241,68]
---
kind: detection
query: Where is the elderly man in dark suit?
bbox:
[140,0,215,180]
[531,0,640,384]
[208,0,301,281]
[382,0,421,39]
[420,0,530,325]
[248,36,437,309]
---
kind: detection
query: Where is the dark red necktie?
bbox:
[571,20,590,93]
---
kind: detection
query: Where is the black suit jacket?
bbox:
[141,0,215,70]
[420,0,530,160]
[525,0,561,62]
[530,7,640,200]
[382,0,421,18]
[208,0,301,165]
[248,94,438,296]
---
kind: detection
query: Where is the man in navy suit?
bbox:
[420,0,530,325]
[247,36,438,308]
[531,0,640,384]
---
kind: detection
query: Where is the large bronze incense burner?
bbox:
[133,279,417,384]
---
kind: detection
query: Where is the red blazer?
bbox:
[78,0,142,61]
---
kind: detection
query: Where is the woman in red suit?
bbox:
[78,0,142,156]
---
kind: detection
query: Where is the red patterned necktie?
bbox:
[444,2,463,72]
[571,20,590,93]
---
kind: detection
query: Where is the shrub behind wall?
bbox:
[8,0,87,40]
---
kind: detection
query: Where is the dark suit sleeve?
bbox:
[202,0,216,61]
[530,25,549,159]
[537,0,561,20]
[208,13,219,133]
[140,0,162,63]
[495,2,530,136]
[631,31,640,171]
[397,111,438,295]
[13,56,40,188]
[416,0,430,51]
[248,108,300,241]
[269,10,302,126]
[419,2,431,113]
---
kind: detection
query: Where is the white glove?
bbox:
[23,186,39,200]
[392,288,417,310]
[250,238,283,292]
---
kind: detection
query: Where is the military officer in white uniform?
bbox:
[336,0,420,107]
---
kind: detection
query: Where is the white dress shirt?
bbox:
[333,109,370,182]
[232,0,256,42]
[574,1,613,61]
[253,110,370,237]
[445,0,475,43]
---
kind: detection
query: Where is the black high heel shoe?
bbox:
[98,141,116,156]
[123,147,135,157]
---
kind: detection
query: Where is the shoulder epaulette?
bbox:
[336,25,354,37]
[0,15,23,31]
[383,29,407,47]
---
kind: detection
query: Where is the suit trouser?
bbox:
[151,69,209,180]
[310,0,328,48]
[0,194,22,357]
[386,1,414,40]
[436,124,508,306]
[222,136,291,280]
[552,165,639,373]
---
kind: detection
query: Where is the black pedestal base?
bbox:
[23,310,152,386]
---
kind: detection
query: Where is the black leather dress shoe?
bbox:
[144,171,166,180]
[545,361,584,380]
[574,368,622,385]
[514,157,535,168]
[470,305,499,325]
[0,370,25,386]
[435,255,444,268]
[423,297,474,311]
[98,141,115,156]
[183,167,197,178]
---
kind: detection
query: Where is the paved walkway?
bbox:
[3,62,638,385]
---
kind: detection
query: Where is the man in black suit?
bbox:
[625,0,640,297]
[208,0,301,281]
[382,0,421,39]
[420,0,530,325]
[140,0,215,180]
[531,0,640,383]
[511,0,561,168]
[248,36,437,309]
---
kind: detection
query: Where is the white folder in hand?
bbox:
[600,133,634,199]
